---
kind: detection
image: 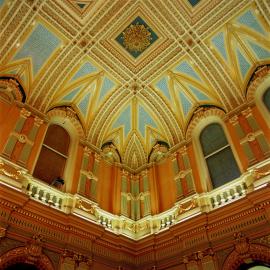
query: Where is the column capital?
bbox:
[34,116,44,127]
[178,146,187,155]
[229,115,239,125]
[94,152,101,161]
[20,108,31,118]
[141,169,148,177]
[121,169,129,177]
[170,152,178,160]
[242,107,253,118]
[83,146,93,155]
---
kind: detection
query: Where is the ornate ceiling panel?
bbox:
[1,0,270,171]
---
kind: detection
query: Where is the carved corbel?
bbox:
[234,232,250,257]
[24,234,44,264]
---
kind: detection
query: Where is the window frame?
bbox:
[192,115,242,192]
[254,76,270,128]
[32,116,79,192]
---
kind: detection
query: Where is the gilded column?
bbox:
[141,169,151,217]
[90,153,101,200]
[130,174,140,220]
[120,170,129,217]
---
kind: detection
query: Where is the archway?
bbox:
[223,243,270,270]
[0,247,54,270]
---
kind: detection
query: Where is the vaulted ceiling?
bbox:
[1,0,270,170]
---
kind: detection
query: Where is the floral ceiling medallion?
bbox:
[116,17,158,58]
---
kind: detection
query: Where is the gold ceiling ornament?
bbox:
[122,23,152,52]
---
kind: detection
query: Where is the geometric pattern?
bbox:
[116,17,158,58]
[13,23,61,76]
[1,1,270,170]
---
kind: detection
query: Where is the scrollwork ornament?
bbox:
[18,134,27,143]
[246,132,256,142]
[25,234,44,264]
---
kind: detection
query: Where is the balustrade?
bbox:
[0,157,268,240]
[24,177,65,210]
[207,174,249,209]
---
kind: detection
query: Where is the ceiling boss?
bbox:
[122,23,152,53]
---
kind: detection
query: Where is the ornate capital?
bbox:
[170,152,178,160]
[34,116,44,127]
[121,169,129,177]
[20,108,31,118]
[178,146,187,155]
[229,115,239,125]
[242,107,253,118]
[62,248,92,266]
[94,152,101,162]
[83,146,92,155]
[141,169,148,177]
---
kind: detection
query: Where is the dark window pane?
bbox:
[44,124,70,155]
[206,146,240,188]
[263,87,270,112]
[33,146,66,184]
[200,123,228,156]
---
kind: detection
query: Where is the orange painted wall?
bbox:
[28,122,48,173]
[188,143,203,193]
[97,160,115,213]
[148,166,159,214]
[155,158,176,212]
[0,102,19,153]
[226,119,248,172]
[71,143,84,194]
[112,166,122,215]
[253,106,270,144]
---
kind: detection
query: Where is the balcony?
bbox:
[0,156,269,240]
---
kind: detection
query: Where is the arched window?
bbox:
[263,87,270,111]
[33,124,70,185]
[200,123,240,188]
